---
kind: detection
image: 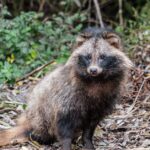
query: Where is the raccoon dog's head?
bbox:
[67,27,133,82]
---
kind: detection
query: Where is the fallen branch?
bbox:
[16,60,55,82]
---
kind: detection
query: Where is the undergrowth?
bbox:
[0,9,86,84]
[0,1,149,84]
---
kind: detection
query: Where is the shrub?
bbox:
[0,9,87,84]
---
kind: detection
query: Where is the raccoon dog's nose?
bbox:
[88,66,100,76]
[90,68,97,74]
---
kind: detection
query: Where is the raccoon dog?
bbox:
[0,27,132,150]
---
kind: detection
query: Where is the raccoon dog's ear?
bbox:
[104,32,122,50]
[75,32,92,47]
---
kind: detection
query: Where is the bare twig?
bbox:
[28,133,42,149]
[118,0,123,26]
[93,0,104,28]
[39,0,46,12]
[127,79,146,113]
[16,60,55,82]
[87,0,92,26]
[28,141,41,149]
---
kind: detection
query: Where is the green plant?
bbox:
[115,1,150,55]
[0,9,87,84]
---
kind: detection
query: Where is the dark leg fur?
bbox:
[56,112,76,150]
[82,121,98,150]
[61,139,72,150]
[30,130,55,145]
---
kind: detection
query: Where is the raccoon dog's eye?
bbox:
[86,54,92,60]
[100,54,106,59]
[78,54,91,67]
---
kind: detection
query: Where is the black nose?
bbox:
[89,68,98,75]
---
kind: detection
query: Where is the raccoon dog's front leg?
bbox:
[56,112,75,150]
[82,121,98,150]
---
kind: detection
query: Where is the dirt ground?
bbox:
[0,44,149,150]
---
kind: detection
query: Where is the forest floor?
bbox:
[0,44,150,150]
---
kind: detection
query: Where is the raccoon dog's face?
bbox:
[68,28,133,82]
[77,51,121,78]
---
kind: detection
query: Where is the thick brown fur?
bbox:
[0,27,133,150]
